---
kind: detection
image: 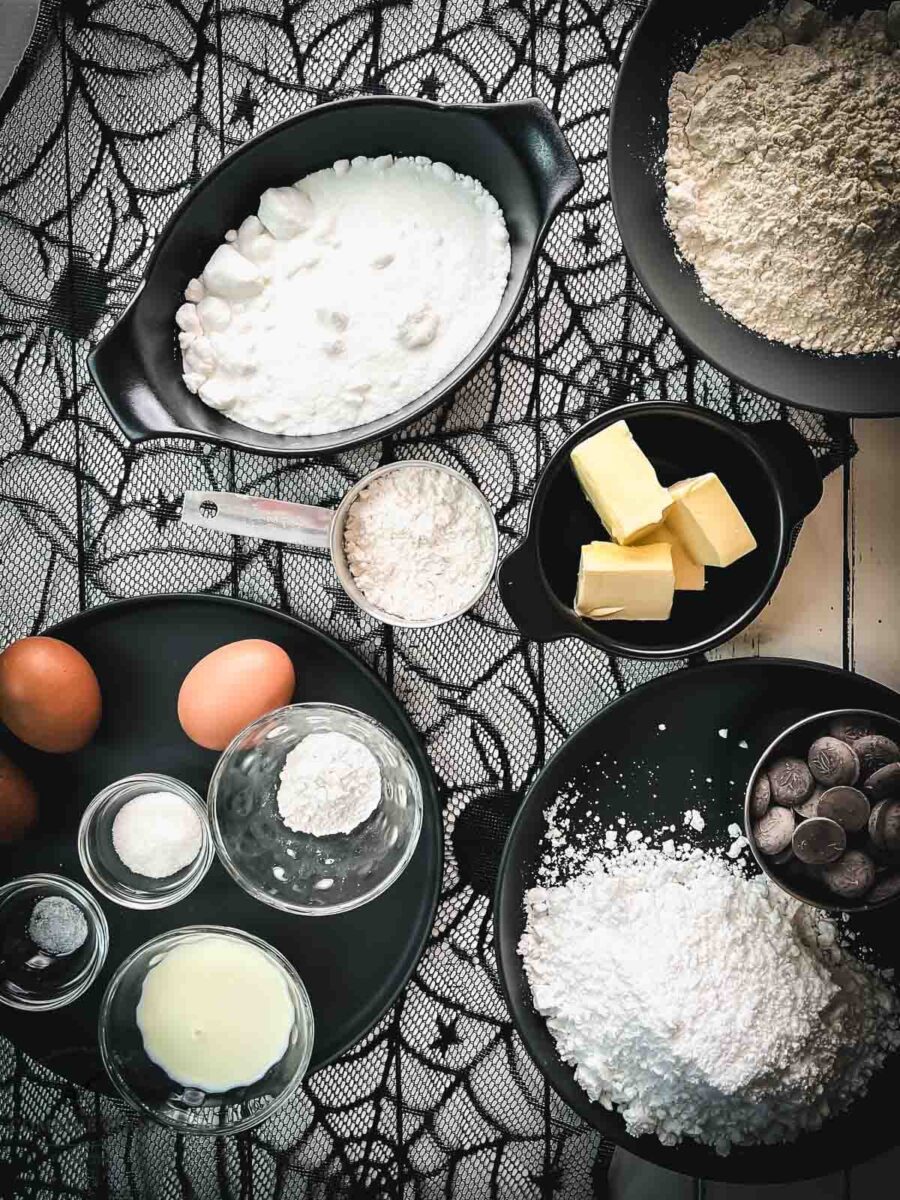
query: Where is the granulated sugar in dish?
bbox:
[520,816,900,1154]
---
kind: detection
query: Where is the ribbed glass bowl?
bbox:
[98,925,313,1135]
[208,703,423,915]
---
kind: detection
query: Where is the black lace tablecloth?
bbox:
[0,2,854,1196]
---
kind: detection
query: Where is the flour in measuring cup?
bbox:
[177,156,511,435]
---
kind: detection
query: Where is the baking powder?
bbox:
[277,731,381,837]
[178,156,510,434]
[343,466,494,622]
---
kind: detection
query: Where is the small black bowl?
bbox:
[496,402,822,659]
[746,708,900,913]
[608,0,900,417]
[88,96,581,457]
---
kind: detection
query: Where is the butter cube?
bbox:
[665,473,756,568]
[575,542,675,621]
[636,522,705,591]
[570,421,671,545]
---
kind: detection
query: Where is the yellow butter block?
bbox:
[575,541,675,621]
[570,421,671,545]
[636,522,705,591]
[665,473,756,568]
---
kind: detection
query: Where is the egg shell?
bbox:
[0,636,102,753]
[178,639,296,751]
[0,751,38,841]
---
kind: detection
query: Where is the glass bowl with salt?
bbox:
[208,703,423,915]
[78,773,214,909]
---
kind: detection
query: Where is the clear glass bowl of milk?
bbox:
[99,925,313,1134]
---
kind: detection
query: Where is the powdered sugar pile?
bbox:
[520,834,900,1154]
[177,156,510,434]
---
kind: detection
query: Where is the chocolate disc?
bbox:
[816,786,870,833]
[854,734,900,781]
[754,806,795,855]
[827,714,874,746]
[863,761,900,802]
[867,872,900,905]
[792,817,846,865]
[750,773,771,819]
[807,736,860,787]
[795,787,823,820]
[820,850,875,900]
[768,756,815,807]
[868,798,900,852]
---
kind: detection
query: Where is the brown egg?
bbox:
[0,636,102,753]
[178,639,296,751]
[0,751,38,842]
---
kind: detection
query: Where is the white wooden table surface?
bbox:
[613,416,900,1198]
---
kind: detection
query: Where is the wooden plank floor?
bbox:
[615,417,900,1197]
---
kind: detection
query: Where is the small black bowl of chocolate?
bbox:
[745,709,900,912]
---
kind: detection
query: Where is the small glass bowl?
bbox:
[99,925,313,1135]
[78,773,214,909]
[0,874,109,1011]
[208,703,423,916]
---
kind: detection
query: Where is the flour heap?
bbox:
[343,465,494,622]
[520,843,900,1154]
[665,1,900,355]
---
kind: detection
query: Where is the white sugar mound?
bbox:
[520,845,900,1154]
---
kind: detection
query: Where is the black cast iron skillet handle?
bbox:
[745,419,823,530]
[88,302,187,443]
[496,539,571,642]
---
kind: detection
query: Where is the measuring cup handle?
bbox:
[180,491,333,548]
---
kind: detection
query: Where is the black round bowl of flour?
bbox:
[608,0,900,417]
[88,96,581,457]
[496,402,822,660]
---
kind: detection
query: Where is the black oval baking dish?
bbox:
[608,0,900,417]
[496,402,822,660]
[88,96,581,457]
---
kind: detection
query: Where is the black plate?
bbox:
[608,0,900,417]
[497,403,821,659]
[88,96,581,457]
[0,595,442,1094]
[495,658,900,1183]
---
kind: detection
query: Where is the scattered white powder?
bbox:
[520,843,900,1154]
[178,156,511,434]
[277,731,381,837]
[112,791,203,879]
[665,2,900,355]
[343,465,494,622]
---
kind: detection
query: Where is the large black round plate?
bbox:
[495,659,900,1183]
[0,595,442,1094]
